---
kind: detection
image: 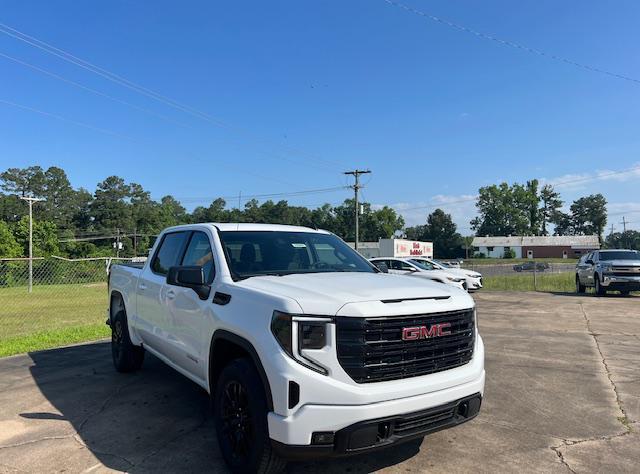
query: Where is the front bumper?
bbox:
[267,368,485,446]
[466,276,483,290]
[601,274,640,290]
[272,392,482,460]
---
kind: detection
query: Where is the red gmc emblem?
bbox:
[402,323,452,341]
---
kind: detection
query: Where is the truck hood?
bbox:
[602,260,640,267]
[236,272,471,315]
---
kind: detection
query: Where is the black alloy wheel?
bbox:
[221,380,253,459]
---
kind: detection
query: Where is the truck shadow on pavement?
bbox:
[24,342,420,473]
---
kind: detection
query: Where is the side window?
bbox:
[400,261,415,271]
[151,232,189,275]
[182,231,215,282]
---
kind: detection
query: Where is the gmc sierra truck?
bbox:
[108,223,485,473]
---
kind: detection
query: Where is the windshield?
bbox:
[410,259,435,271]
[600,251,640,261]
[219,231,376,279]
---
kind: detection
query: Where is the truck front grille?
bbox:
[335,309,475,383]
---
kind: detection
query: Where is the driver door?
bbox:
[164,230,216,381]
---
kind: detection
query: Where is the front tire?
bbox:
[214,358,286,474]
[111,310,144,372]
[594,275,606,296]
[576,276,586,294]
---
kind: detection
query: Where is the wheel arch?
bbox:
[209,330,274,411]
[109,290,126,323]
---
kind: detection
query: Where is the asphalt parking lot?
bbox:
[0,291,638,474]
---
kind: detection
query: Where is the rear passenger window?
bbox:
[151,232,189,275]
[182,232,215,282]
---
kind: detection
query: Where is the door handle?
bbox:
[138,283,147,290]
[166,290,176,300]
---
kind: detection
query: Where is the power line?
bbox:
[175,186,349,204]
[0,98,137,141]
[0,21,342,171]
[0,96,298,187]
[383,0,640,86]
[0,50,189,127]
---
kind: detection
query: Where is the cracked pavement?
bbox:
[0,291,638,473]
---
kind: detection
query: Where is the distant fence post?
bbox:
[533,263,537,291]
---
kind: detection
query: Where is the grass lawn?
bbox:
[482,272,575,292]
[0,283,109,357]
[464,258,578,266]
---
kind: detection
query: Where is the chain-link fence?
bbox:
[460,261,576,292]
[0,257,141,356]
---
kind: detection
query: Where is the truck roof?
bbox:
[163,223,330,234]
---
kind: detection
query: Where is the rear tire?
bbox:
[594,275,606,296]
[576,276,586,294]
[111,310,144,373]
[214,358,286,474]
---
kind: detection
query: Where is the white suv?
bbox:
[370,257,468,290]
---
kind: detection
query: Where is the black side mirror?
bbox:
[373,262,389,273]
[167,266,211,300]
[585,259,594,265]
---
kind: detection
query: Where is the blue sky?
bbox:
[1,0,639,232]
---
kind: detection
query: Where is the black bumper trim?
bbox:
[271,393,481,460]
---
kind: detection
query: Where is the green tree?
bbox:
[570,194,607,242]
[0,220,22,257]
[471,182,530,236]
[540,184,563,236]
[192,198,229,223]
[158,195,189,227]
[12,217,59,256]
[0,193,24,223]
[91,176,132,232]
[406,209,462,258]
[0,166,45,197]
[38,166,77,228]
[605,231,640,250]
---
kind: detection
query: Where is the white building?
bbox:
[471,235,600,259]
[347,239,433,259]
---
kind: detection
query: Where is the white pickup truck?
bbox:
[108,223,485,473]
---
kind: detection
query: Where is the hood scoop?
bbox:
[381,295,451,304]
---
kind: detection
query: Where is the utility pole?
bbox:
[20,196,45,294]
[620,217,627,249]
[344,169,371,251]
[133,227,137,257]
[115,228,121,258]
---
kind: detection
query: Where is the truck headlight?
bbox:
[271,311,330,375]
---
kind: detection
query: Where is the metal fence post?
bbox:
[533,263,537,291]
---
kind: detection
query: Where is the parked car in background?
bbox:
[108,224,484,472]
[371,257,468,290]
[412,258,483,291]
[513,261,549,272]
[576,249,640,296]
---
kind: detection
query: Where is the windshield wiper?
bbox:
[236,272,286,280]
